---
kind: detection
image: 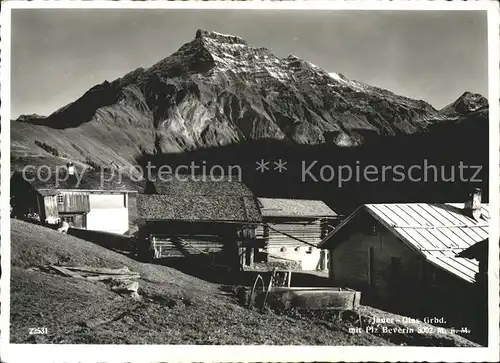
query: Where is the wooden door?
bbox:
[73,214,86,229]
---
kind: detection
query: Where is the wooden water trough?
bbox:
[247,269,361,311]
[264,287,361,310]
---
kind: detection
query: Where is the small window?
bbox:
[62,216,74,224]
[57,194,64,205]
[364,223,378,236]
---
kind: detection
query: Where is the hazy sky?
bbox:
[11,9,488,118]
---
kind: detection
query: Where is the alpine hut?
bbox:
[318,188,489,325]
[254,198,339,271]
[136,175,262,269]
[10,165,139,234]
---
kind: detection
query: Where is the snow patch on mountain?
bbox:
[328,72,369,92]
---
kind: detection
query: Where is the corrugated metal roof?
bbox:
[320,203,489,283]
[257,197,337,218]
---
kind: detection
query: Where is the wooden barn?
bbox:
[136,177,262,268]
[318,190,489,326]
[254,198,339,271]
[10,168,138,234]
[10,173,61,224]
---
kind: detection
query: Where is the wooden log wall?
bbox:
[151,234,225,258]
[256,219,325,248]
[57,192,90,213]
[43,196,59,222]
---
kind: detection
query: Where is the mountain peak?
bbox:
[458,91,487,103]
[440,91,488,117]
[16,28,473,155]
[195,29,248,46]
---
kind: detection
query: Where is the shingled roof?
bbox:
[138,175,261,223]
[319,202,490,283]
[257,197,337,218]
[138,194,262,223]
[144,175,254,196]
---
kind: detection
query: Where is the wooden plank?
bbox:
[152,234,226,258]
[266,253,301,262]
[64,266,132,275]
[266,224,320,248]
[239,247,246,267]
[58,192,90,213]
[84,274,140,281]
[49,265,84,278]
[50,265,139,280]
[249,247,255,268]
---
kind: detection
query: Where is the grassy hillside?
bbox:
[10,219,478,346]
[10,219,380,344]
[11,119,156,172]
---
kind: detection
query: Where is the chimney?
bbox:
[463,188,482,220]
[67,162,75,176]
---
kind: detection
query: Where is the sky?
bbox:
[11,9,488,118]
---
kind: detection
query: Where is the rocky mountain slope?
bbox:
[439,91,489,118]
[12,29,475,172]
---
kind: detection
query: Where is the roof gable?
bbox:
[319,202,489,283]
